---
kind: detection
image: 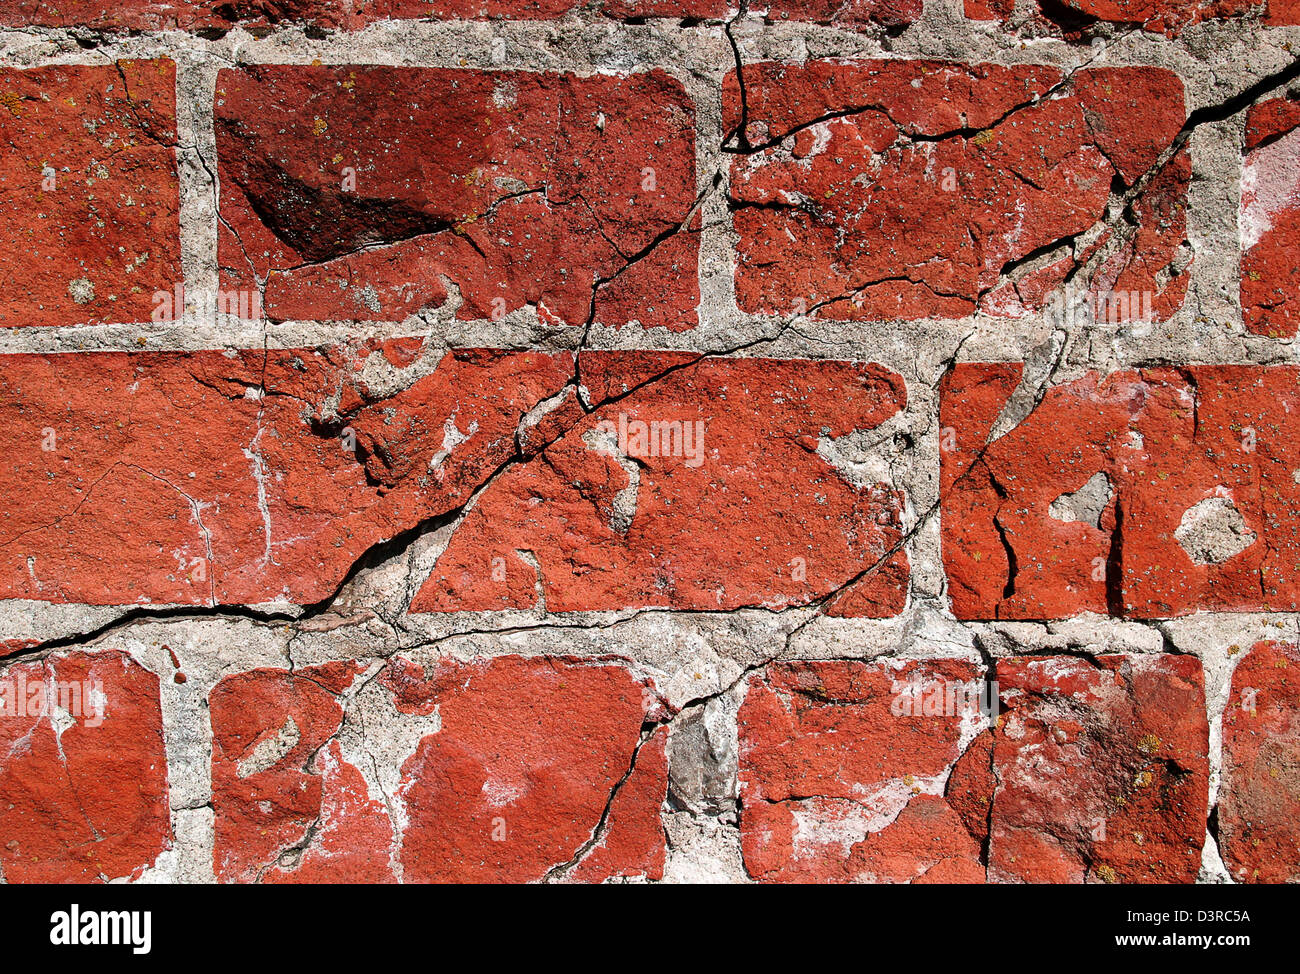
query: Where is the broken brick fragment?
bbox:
[1218,640,1300,883]
[210,661,390,883]
[1241,96,1300,339]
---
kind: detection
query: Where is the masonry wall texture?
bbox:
[0,0,1298,885]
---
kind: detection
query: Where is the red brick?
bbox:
[0,650,170,882]
[1218,641,1300,883]
[0,346,572,608]
[1241,97,1300,339]
[941,364,1300,619]
[410,354,909,615]
[0,60,181,329]
[213,656,666,882]
[725,61,1188,322]
[964,0,1014,18]
[393,656,667,882]
[737,660,990,883]
[210,662,392,883]
[987,655,1208,883]
[216,66,698,330]
[975,0,1285,33]
[0,0,729,30]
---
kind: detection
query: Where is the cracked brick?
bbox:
[410,354,910,615]
[0,60,181,329]
[972,0,1300,34]
[0,650,170,882]
[0,345,572,608]
[941,364,1300,619]
[737,660,990,883]
[724,60,1189,322]
[211,655,668,883]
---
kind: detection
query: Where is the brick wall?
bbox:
[0,1,1297,884]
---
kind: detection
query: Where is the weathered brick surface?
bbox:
[1241,96,1300,338]
[0,651,170,882]
[0,60,181,329]
[971,0,1299,32]
[1218,641,1300,883]
[412,354,909,615]
[942,364,1300,619]
[737,655,1206,884]
[216,65,698,330]
[738,660,989,883]
[1,6,1297,888]
[211,656,666,883]
[986,655,1209,883]
[0,346,571,607]
[725,61,1189,322]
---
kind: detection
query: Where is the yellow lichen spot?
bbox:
[1137,734,1160,755]
[1134,770,1153,788]
[1270,767,1280,778]
[972,130,994,147]
[312,117,328,136]
[331,153,343,165]
[1097,864,1117,883]
[311,58,322,66]
[0,90,22,118]
[1228,644,1241,656]
[902,774,915,787]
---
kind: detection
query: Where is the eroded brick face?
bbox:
[738,660,990,883]
[2,4,1298,890]
[411,354,910,616]
[0,651,170,882]
[211,656,667,883]
[738,655,1207,884]
[941,364,1300,619]
[0,346,573,607]
[216,65,699,329]
[0,60,181,329]
[725,61,1189,322]
[1241,96,1300,338]
[987,654,1208,884]
[1218,641,1300,883]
